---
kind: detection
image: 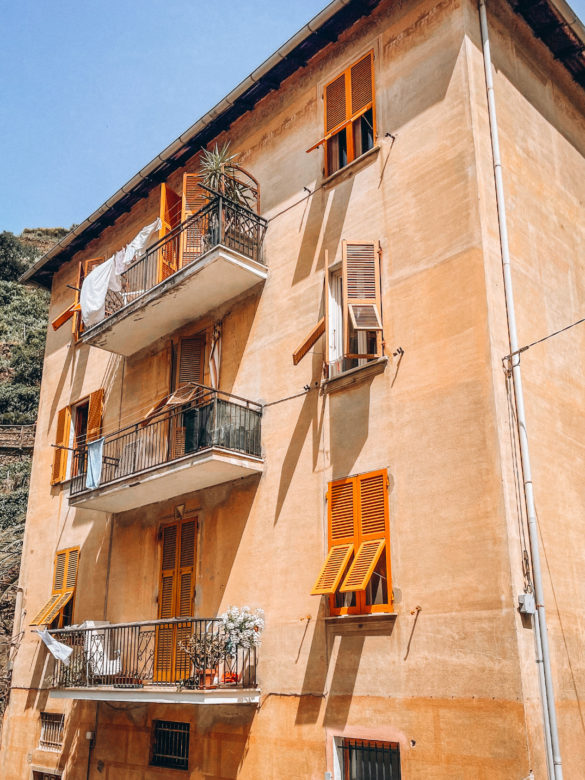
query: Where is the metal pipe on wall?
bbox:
[477,1,563,777]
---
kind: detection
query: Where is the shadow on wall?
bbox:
[293,177,354,286]
[274,348,326,526]
[196,475,261,618]
[328,381,373,480]
[193,705,256,778]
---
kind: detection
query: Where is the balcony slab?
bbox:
[81,244,267,356]
[51,686,260,705]
[69,447,263,513]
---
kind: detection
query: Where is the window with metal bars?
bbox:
[150,720,190,771]
[39,712,65,751]
[338,738,401,779]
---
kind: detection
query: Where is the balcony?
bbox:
[49,618,259,705]
[69,385,263,513]
[81,192,268,356]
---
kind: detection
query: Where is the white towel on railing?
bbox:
[35,629,73,666]
[80,217,162,328]
[86,436,104,490]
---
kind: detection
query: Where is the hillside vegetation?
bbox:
[0,227,67,720]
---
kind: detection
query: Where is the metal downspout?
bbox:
[477,1,563,777]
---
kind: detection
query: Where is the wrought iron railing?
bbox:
[70,385,262,497]
[50,618,257,690]
[101,191,267,323]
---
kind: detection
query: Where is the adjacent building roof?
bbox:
[23,0,585,288]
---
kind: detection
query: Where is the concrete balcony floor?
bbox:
[69,446,263,513]
[81,244,267,356]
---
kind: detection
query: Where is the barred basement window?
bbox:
[338,738,401,779]
[151,720,190,771]
[39,712,65,751]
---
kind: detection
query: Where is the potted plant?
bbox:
[219,606,264,684]
[178,631,225,689]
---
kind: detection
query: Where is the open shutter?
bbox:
[73,258,104,339]
[158,183,182,281]
[340,470,388,593]
[30,547,79,626]
[181,173,208,268]
[350,52,374,119]
[292,317,325,366]
[51,407,71,485]
[342,240,382,358]
[87,389,104,442]
[311,477,356,596]
[52,301,81,331]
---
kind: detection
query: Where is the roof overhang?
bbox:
[21,0,585,289]
[22,0,382,288]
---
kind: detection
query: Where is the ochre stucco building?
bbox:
[2,0,585,777]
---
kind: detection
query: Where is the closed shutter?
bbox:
[325,73,347,134]
[350,53,374,117]
[178,337,204,386]
[86,389,104,442]
[342,240,382,358]
[30,547,80,626]
[155,519,197,681]
[51,407,71,485]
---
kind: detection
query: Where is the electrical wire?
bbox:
[504,315,585,363]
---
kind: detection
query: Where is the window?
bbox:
[39,712,65,751]
[32,773,61,780]
[30,547,79,628]
[336,738,401,779]
[293,240,383,378]
[307,51,376,177]
[51,389,104,484]
[151,720,190,771]
[311,470,391,615]
[155,518,197,682]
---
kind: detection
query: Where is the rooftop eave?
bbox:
[21,0,380,289]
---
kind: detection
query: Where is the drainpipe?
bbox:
[477,1,563,778]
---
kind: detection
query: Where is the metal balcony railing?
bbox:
[70,385,262,497]
[50,618,257,690]
[102,191,267,322]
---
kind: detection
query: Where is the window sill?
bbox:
[321,145,380,188]
[322,356,388,394]
[325,613,397,626]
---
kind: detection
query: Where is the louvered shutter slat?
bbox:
[51,408,71,485]
[53,552,67,592]
[65,548,79,590]
[342,240,382,357]
[325,73,347,133]
[359,472,387,536]
[179,337,204,385]
[350,53,373,116]
[87,389,104,443]
[339,539,385,592]
[311,544,354,595]
[329,480,356,541]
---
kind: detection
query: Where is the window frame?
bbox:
[321,50,376,177]
[73,257,104,341]
[38,712,65,752]
[150,719,190,771]
[333,736,401,779]
[312,469,392,617]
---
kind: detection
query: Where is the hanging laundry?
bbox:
[35,629,73,666]
[86,436,105,490]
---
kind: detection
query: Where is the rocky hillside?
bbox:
[0,228,67,718]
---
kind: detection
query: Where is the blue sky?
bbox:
[1,0,585,234]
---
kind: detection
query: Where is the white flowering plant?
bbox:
[220,606,265,657]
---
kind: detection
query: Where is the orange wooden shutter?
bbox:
[311,477,356,596]
[30,547,79,626]
[350,52,374,119]
[51,407,71,485]
[293,317,325,366]
[177,519,196,616]
[342,240,382,358]
[155,522,178,681]
[340,470,389,593]
[86,389,104,442]
[181,173,208,268]
[158,183,182,281]
[325,72,347,135]
[52,301,81,331]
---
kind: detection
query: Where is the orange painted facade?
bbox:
[3,0,585,777]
